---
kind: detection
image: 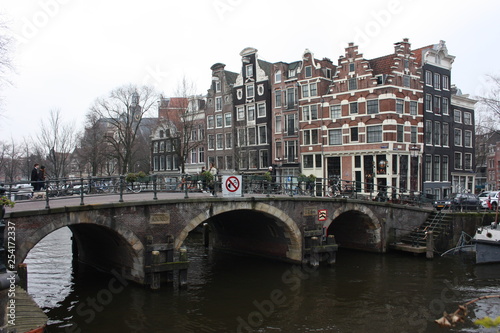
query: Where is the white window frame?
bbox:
[207,115,215,129]
[224,113,232,127]
[215,96,222,111]
[246,64,253,77]
[257,103,266,118]
[330,105,341,118]
[237,106,245,120]
[275,70,282,83]
[215,114,223,128]
[246,84,254,98]
[367,125,382,143]
[425,70,432,86]
[328,128,342,145]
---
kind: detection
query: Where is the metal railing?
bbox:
[0,174,433,209]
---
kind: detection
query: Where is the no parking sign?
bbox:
[222,175,242,197]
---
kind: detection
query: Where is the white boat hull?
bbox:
[473,225,500,264]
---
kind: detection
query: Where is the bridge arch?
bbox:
[324,203,385,252]
[175,201,302,262]
[19,211,145,283]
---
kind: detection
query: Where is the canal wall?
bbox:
[437,212,497,253]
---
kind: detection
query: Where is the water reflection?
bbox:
[23,228,500,333]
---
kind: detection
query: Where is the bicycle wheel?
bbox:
[131,183,141,193]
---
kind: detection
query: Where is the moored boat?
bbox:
[473,222,500,264]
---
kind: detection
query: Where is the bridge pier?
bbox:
[144,236,188,289]
[303,226,338,266]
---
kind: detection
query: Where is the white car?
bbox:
[479,191,499,210]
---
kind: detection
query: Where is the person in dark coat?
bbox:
[39,165,47,191]
[31,163,40,191]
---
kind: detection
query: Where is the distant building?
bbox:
[151,96,206,180]
[476,131,500,192]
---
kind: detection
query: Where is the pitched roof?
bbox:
[368,54,394,76]
[412,45,434,66]
[224,70,238,85]
[258,59,273,76]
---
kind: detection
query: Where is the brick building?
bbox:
[205,63,238,173]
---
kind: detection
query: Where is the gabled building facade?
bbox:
[296,50,336,180]
[233,47,273,174]
[148,39,477,195]
[450,89,476,193]
[415,40,455,199]
[271,60,301,178]
[314,40,424,196]
[206,63,238,173]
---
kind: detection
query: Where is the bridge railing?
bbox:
[0,174,432,209]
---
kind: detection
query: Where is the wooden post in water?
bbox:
[17,263,28,291]
[166,236,174,283]
[310,237,320,267]
[327,235,337,264]
[203,223,210,247]
[150,251,160,290]
[426,231,434,259]
[178,247,188,288]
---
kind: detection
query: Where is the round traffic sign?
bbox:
[225,176,240,192]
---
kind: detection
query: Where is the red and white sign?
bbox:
[222,175,242,197]
[318,209,327,221]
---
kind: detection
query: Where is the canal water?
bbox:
[24,227,500,333]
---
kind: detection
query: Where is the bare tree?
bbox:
[0,16,14,113]
[0,138,24,182]
[89,84,158,174]
[163,78,205,174]
[36,109,77,178]
[476,75,500,132]
[76,111,114,176]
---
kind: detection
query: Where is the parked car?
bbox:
[479,190,500,210]
[433,192,481,211]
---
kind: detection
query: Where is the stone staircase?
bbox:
[392,209,453,254]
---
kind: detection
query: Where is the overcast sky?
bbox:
[1,0,499,142]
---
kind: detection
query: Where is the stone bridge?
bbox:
[6,197,432,285]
